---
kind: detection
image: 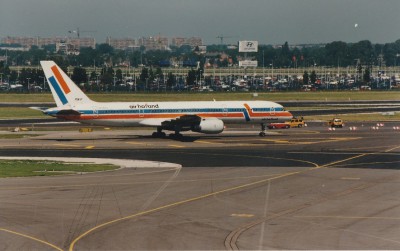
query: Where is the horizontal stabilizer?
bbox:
[29,107,49,112]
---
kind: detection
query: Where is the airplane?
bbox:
[36,61,293,137]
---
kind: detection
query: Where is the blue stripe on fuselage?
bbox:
[243,110,250,122]
[49,76,68,105]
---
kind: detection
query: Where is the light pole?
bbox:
[39,76,46,91]
[113,73,116,92]
[262,50,265,87]
[270,61,274,81]
[199,70,202,89]
[96,74,99,92]
[26,77,31,93]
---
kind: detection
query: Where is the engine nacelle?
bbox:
[192,118,224,134]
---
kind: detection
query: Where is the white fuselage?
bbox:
[45,100,293,127]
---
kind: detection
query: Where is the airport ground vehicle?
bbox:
[267,123,290,129]
[267,117,304,129]
[328,118,344,128]
[286,117,305,128]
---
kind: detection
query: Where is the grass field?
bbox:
[0,107,44,119]
[0,134,41,139]
[0,160,118,178]
[0,91,399,103]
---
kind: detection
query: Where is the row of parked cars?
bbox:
[0,83,44,92]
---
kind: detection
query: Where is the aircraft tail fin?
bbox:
[40,61,94,107]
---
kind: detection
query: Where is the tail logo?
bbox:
[51,65,71,94]
[48,65,70,105]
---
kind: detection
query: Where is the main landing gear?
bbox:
[170,126,183,138]
[259,123,266,137]
[169,132,183,139]
[152,127,166,138]
[151,127,183,138]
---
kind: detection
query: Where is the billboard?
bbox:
[239,41,258,52]
[239,60,258,67]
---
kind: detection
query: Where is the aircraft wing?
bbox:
[138,118,169,127]
[161,115,201,131]
[139,115,202,131]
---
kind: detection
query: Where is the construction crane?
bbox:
[68,27,97,38]
[216,35,234,45]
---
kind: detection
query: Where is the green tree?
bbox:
[71,67,88,85]
[166,72,176,89]
[363,66,371,84]
[303,71,309,85]
[310,70,317,85]
[140,67,149,83]
[186,69,197,86]
[356,63,363,83]
[155,67,163,77]
[116,69,123,81]
[325,41,349,66]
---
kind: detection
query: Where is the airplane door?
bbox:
[271,107,275,116]
[139,109,144,118]
[93,107,98,118]
[223,105,228,117]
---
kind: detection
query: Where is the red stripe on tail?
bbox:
[51,65,71,94]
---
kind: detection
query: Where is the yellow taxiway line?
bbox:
[0,228,63,251]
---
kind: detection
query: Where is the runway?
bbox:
[0,124,399,250]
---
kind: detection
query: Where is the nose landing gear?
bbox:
[259,123,266,137]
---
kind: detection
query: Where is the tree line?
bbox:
[0,39,399,91]
[2,39,400,69]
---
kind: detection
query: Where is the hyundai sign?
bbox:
[239,41,258,52]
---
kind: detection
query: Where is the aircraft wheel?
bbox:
[169,133,183,138]
[152,132,166,138]
[259,132,266,137]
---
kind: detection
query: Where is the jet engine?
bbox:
[192,118,224,134]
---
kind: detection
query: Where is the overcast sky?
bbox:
[1,0,399,45]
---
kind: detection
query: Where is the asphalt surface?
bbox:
[0,125,399,250]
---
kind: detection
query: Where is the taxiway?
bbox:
[0,124,399,250]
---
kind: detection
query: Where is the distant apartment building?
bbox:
[2,36,38,48]
[171,37,202,47]
[106,37,137,50]
[1,36,95,49]
[56,42,80,55]
[71,37,96,48]
[138,35,169,51]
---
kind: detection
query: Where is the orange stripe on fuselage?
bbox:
[243,103,254,117]
[51,65,71,94]
[61,112,290,121]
